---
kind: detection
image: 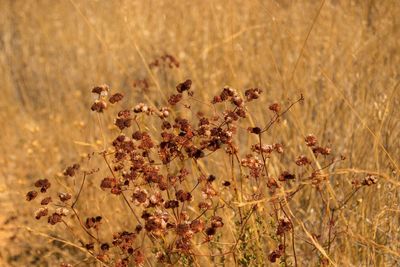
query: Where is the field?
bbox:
[0,0,399,266]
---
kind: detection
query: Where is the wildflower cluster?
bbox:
[25,79,377,266]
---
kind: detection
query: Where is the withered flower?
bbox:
[132,187,148,205]
[198,201,211,210]
[231,95,244,107]
[157,107,170,119]
[201,183,218,199]
[305,134,317,146]
[101,243,110,251]
[212,95,223,104]
[269,102,281,113]
[115,109,132,130]
[279,171,295,181]
[35,207,48,219]
[63,163,80,177]
[85,216,102,230]
[207,174,216,183]
[100,177,116,190]
[268,249,282,263]
[133,103,153,114]
[222,181,231,186]
[59,192,72,202]
[273,143,284,153]
[205,227,216,236]
[176,79,192,93]
[91,100,107,113]
[313,146,331,156]
[26,190,38,201]
[48,213,63,225]
[268,244,285,262]
[176,222,192,237]
[135,225,143,234]
[362,174,378,186]
[210,216,224,228]
[190,219,205,233]
[245,88,262,101]
[40,196,52,205]
[146,193,164,208]
[91,84,109,95]
[267,177,279,192]
[132,131,143,141]
[175,190,192,202]
[161,121,171,130]
[276,218,292,236]
[164,200,179,209]
[34,178,51,193]
[168,93,183,105]
[295,155,311,166]
[55,207,69,216]
[109,92,124,104]
[111,186,122,195]
[248,127,261,134]
[138,132,154,150]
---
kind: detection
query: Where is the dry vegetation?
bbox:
[0,0,399,266]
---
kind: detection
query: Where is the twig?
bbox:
[71,172,87,209]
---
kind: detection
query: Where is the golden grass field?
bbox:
[0,0,399,266]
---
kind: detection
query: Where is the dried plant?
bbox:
[25,79,380,267]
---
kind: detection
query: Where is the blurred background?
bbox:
[0,0,399,266]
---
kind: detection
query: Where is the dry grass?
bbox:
[0,0,399,266]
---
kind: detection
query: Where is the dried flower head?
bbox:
[305,134,317,146]
[279,171,295,181]
[295,155,311,166]
[91,100,107,113]
[248,127,262,134]
[85,216,102,230]
[26,190,38,201]
[91,84,109,95]
[34,178,51,193]
[63,164,80,177]
[175,190,192,202]
[168,93,183,105]
[109,92,124,104]
[269,102,281,113]
[245,88,262,101]
[176,79,192,93]
[190,219,205,233]
[48,213,63,225]
[313,146,331,156]
[210,216,224,228]
[35,207,48,220]
[115,109,132,130]
[205,227,216,236]
[362,174,378,186]
[222,181,231,186]
[59,192,72,202]
[40,196,52,205]
[276,218,292,236]
[55,207,69,216]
